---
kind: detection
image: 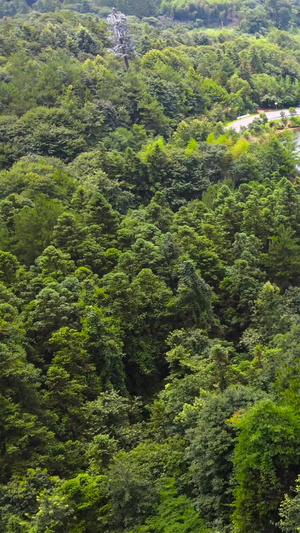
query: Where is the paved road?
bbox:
[226,108,300,132]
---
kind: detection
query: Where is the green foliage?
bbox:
[1,4,300,533]
[131,478,208,533]
[187,386,265,530]
[279,475,300,532]
[232,400,300,532]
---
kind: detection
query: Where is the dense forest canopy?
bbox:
[1,0,300,532]
[1,0,300,29]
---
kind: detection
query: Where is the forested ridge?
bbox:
[2,1,300,532]
[2,0,300,30]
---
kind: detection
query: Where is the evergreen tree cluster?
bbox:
[1,4,300,533]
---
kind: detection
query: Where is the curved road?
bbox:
[226,108,300,132]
